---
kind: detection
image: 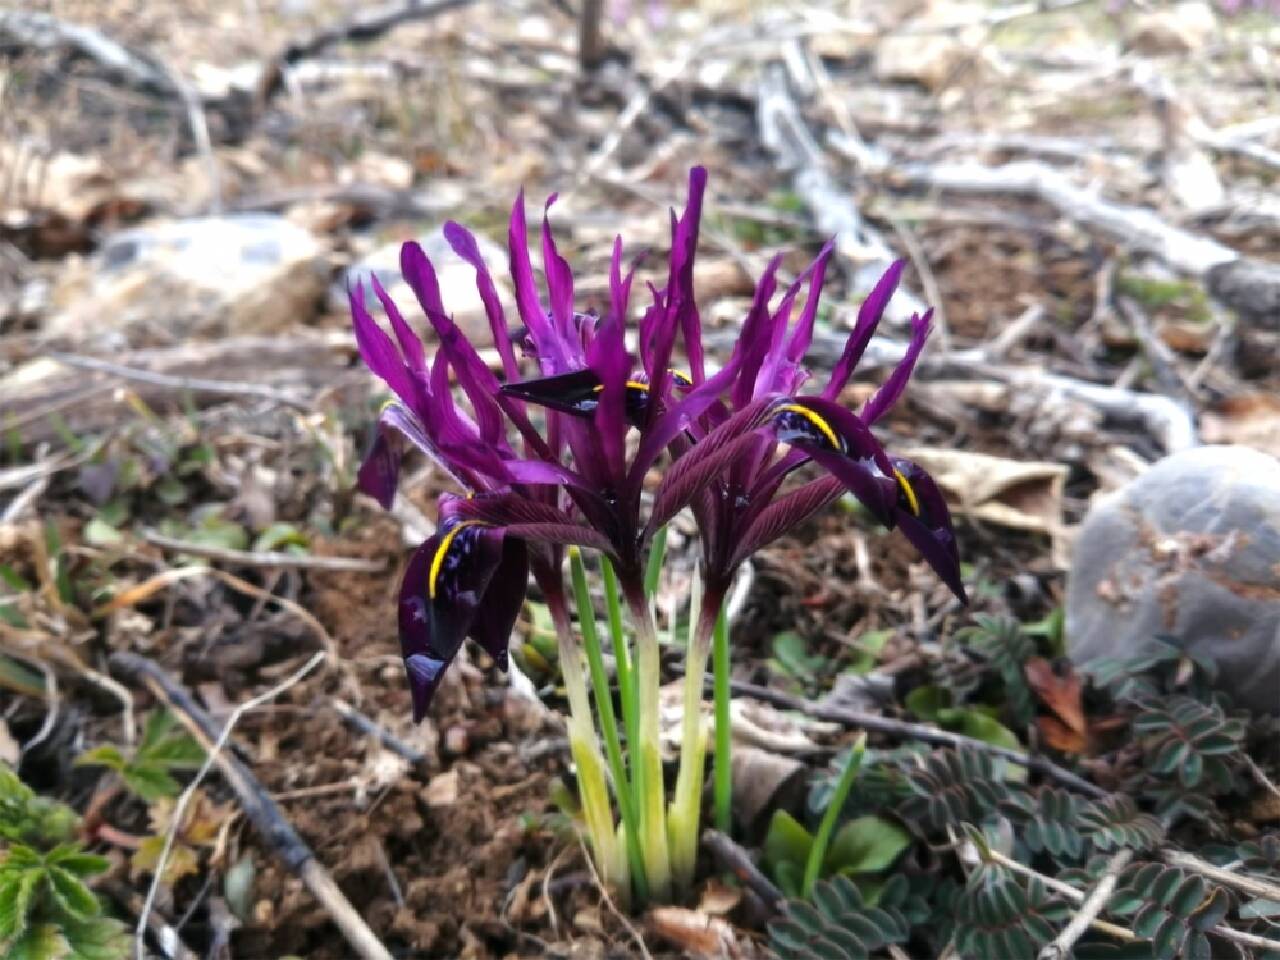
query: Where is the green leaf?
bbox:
[120,766,181,802]
[904,685,949,721]
[0,868,41,943]
[82,519,123,548]
[771,632,827,685]
[825,816,911,875]
[44,868,100,921]
[845,629,891,675]
[0,655,45,698]
[60,916,129,960]
[251,523,309,554]
[42,852,108,880]
[5,923,71,960]
[763,810,814,876]
[73,747,126,773]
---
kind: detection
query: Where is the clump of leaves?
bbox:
[76,711,204,801]
[768,874,914,960]
[1106,863,1233,959]
[956,614,1037,729]
[0,765,128,960]
[944,862,1071,958]
[130,791,227,886]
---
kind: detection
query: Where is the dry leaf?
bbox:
[1025,657,1089,754]
[423,769,459,807]
[1201,393,1280,460]
[0,719,19,765]
[698,878,743,916]
[649,906,742,959]
[898,447,1070,567]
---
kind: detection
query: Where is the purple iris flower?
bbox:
[352,166,964,721]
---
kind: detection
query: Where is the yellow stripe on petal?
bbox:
[428,521,485,600]
[777,403,841,452]
[894,468,921,517]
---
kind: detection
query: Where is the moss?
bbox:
[1116,272,1212,324]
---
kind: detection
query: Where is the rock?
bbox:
[48,215,326,343]
[333,226,509,344]
[874,1,986,91]
[1066,446,1280,714]
[1125,2,1217,55]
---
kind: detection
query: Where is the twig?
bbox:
[45,352,312,411]
[576,835,652,960]
[1115,296,1193,403]
[702,829,784,911]
[1162,850,1280,904]
[1039,848,1134,960]
[109,652,393,960]
[141,530,386,573]
[727,680,1107,798]
[332,698,430,771]
[1245,753,1280,805]
[101,879,198,960]
[0,10,174,94]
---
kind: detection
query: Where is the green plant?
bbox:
[76,711,205,801]
[1106,863,1233,959]
[768,874,913,960]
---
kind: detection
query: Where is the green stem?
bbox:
[625,582,672,902]
[645,525,668,597]
[549,598,628,904]
[600,557,638,787]
[712,601,733,834]
[802,733,867,898]
[569,549,648,902]
[669,568,711,895]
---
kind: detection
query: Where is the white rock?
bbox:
[1125,2,1217,55]
[48,215,327,342]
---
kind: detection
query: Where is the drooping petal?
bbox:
[443,221,519,379]
[468,537,527,670]
[357,400,474,505]
[728,475,844,568]
[861,309,933,426]
[398,520,506,721]
[890,457,966,603]
[821,259,906,401]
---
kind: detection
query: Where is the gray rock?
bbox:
[1067,445,1280,714]
[49,215,326,342]
[333,227,509,344]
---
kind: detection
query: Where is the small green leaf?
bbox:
[73,747,126,773]
[251,523,309,554]
[825,816,911,875]
[45,867,100,921]
[120,766,181,802]
[770,632,826,685]
[82,519,123,548]
[4,922,71,960]
[904,684,949,721]
[763,810,814,876]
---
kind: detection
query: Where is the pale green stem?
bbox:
[712,602,732,834]
[802,733,867,898]
[550,605,628,903]
[569,549,648,902]
[625,582,672,902]
[668,566,711,895]
[600,557,638,797]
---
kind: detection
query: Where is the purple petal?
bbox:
[398,521,506,721]
[508,190,565,372]
[731,254,784,408]
[784,240,836,365]
[804,446,897,529]
[350,283,415,404]
[861,309,932,425]
[501,369,603,416]
[648,428,766,534]
[370,274,426,374]
[469,537,527,670]
[675,166,708,385]
[821,260,906,401]
[542,198,578,349]
[358,401,474,503]
[728,475,844,568]
[443,221,519,379]
[891,457,966,603]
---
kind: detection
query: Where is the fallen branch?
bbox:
[702,829,785,911]
[332,698,430,772]
[728,679,1107,799]
[109,652,393,960]
[1162,849,1280,905]
[141,530,386,573]
[0,10,174,94]
[1038,848,1134,960]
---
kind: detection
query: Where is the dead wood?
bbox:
[701,829,784,912]
[0,10,175,96]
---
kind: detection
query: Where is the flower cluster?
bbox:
[351,166,964,722]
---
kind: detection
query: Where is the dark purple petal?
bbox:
[675,167,708,386]
[648,429,766,535]
[398,520,506,721]
[350,283,416,405]
[728,475,845,568]
[890,457,966,603]
[370,274,426,374]
[468,537,527,670]
[782,397,896,477]
[821,259,906,401]
[443,221,519,379]
[861,309,932,425]
[501,369,603,416]
[501,523,613,551]
[358,401,473,502]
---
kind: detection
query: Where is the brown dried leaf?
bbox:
[1025,657,1089,754]
[649,906,742,959]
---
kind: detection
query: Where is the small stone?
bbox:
[422,768,459,807]
[442,725,469,756]
[874,1,987,91]
[1066,445,1280,714]
[333,225,509,345]
[48,215,327,343]
[1125,2,1217,55]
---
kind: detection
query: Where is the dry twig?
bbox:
[141,530,385,573]
[1038,848,1134,960]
